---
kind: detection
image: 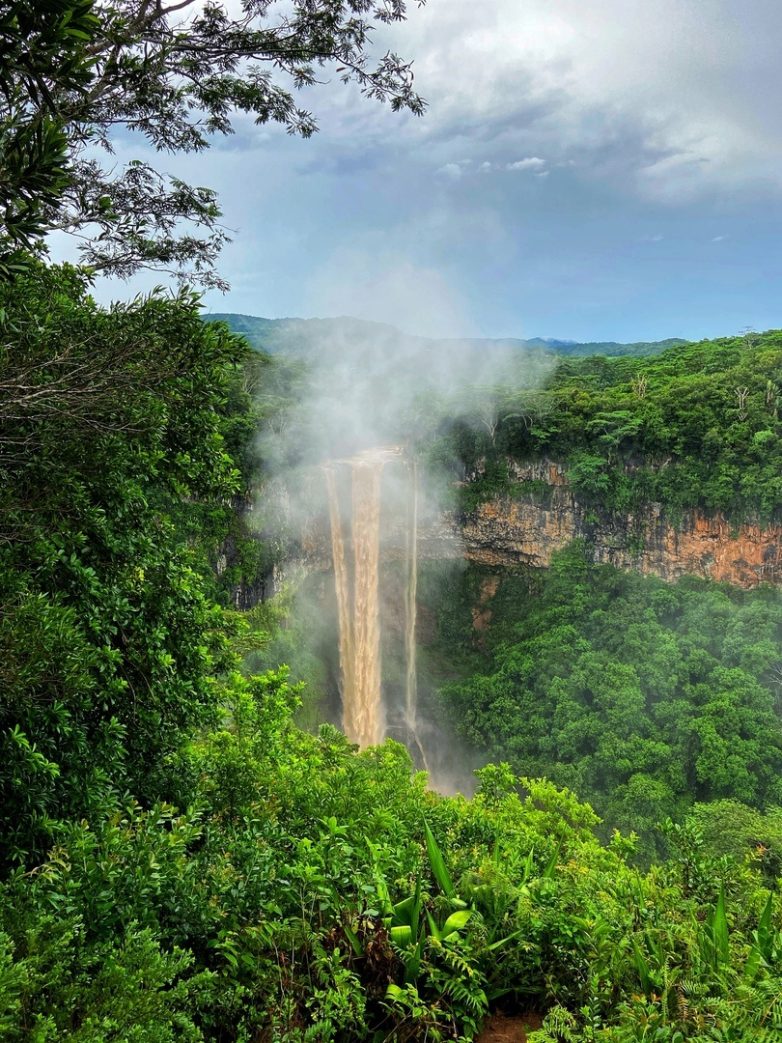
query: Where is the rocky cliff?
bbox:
[230,458,782,608]
[460,459,782,588]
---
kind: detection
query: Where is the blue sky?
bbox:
[65,0,782,343]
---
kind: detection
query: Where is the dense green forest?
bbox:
[439,331,782,522]
[4,2,782,1041]
[3,267,782,1041]
[417,549,782,853]
[6,276,782,1041]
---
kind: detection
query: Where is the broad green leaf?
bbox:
[343,921,363,957]
[441,909,472,938]
[424,819,454,897]
[392,894,416,924]
[426,909,440,942]
[712,885,729,966]
[390,925,412,945]
[542,846,559,879]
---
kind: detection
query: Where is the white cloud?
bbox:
[381,0,782,200]
[507,157,546,172]
[711,235,727,242]
[148,1,782,206]
[199,1,782,205]
[434,162,464,180]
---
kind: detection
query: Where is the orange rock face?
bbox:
[461,463,782,589]
[274,458,782,595]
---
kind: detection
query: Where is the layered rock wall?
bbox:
[461,459,782,588]
[232,458,782,606]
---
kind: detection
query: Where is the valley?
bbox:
[6,5,782,1039]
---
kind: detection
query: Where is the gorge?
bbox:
[232,455,782,617]
[214,325,782,845]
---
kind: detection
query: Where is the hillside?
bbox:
[441,330,782,523]
[8,4,782,1041]
[204,312,687,358]
[5,268,782,1043]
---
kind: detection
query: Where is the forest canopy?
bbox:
[429,547,782,853]
[437,330,782,522]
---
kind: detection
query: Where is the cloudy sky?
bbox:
[79,0,782,342]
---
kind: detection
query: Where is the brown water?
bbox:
[324,447,425,756]
[350,458,384,745]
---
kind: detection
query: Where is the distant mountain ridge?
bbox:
[204,312,687,358]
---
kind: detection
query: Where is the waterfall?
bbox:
[349,458,385,746]
[324,451,390,747]
[404,457,418,727]
[324,446,424,762]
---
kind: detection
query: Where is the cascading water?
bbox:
[324,447,426,762]
[349,457,384,746]
[404,457,418,728]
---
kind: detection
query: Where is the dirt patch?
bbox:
[471,573,502,634]
[476,1012,543,1042]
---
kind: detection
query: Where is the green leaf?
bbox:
[632,939,653,997]
[747,892,775,977]
[710,885,729,967]
[343,921,363,957]
[405,935,426,983]
[410,875,421,941]
[441,909,472,938]
[542,846,559,879]
[390,925,413,946]
[424,819,454,898]
[426,909,441,943]
[392,895,416,924]
[486,929,523,952]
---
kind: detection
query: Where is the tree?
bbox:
[0,1,99,275]
[0,0,427,286]
[0,263,247,864]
